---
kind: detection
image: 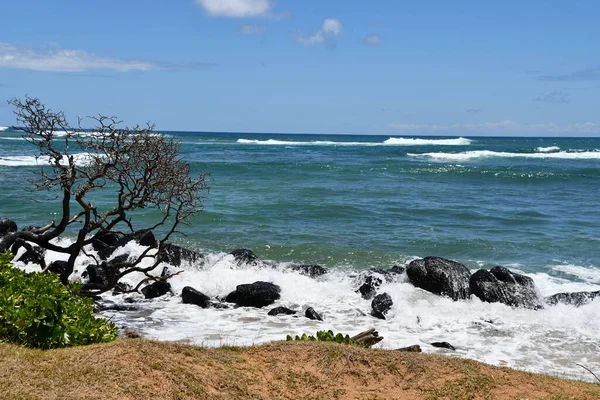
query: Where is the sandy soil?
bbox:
[0,340,598,399]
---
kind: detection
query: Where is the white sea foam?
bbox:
[0,126,8,131]
[409,150,600,161]
[536,146,560,153]
[384,137,472,145]
[236,137,472,146]
[0,153,93,167]
[12,240,599,381]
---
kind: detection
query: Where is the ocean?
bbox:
[1,126,599,380]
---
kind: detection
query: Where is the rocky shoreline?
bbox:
[3,215,599,331]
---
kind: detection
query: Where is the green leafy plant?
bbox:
[286,330,357,346]
[0,252,118,349]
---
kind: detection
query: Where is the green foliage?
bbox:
[0,252,118,349]
[286,330,358,346]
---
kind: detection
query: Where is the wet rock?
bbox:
[225,281,280,308]
[396,345,422,352]
[0,218,17,237]
[305,307,323,321]
[290,264,327,278]
[123,328,142,339]
[356,275,382,300]
[97,230,157,260]
[545,290,600,307]
[210,301,229,309]
[95,300,139,312]
[371,292,393,320]
[48,260,68,276]
[160,243,205,267]
[181,286,210,308]
[112,282,132,295]
[230,248,258,265]
[268,306,297,316]
[92,231,121,252]
[141,281,171,299]
[86,254,130,287]
[406,256,471,300]
[15,245,45,266]
[20,225,41,232]
[470,266,543,309]
[431,341,456,351]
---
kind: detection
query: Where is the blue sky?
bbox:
[1,0,599,135]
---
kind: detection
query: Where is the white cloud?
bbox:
[195,0,272,18]
[363,35,382,46]
[387,121,600,134]
[0,43,159,73]
[239,24,267,35]
[296,18,343,46]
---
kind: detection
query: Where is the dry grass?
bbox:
[0,340,598,400]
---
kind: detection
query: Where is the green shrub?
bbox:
[286,330,358,346]
[0,252,118,349]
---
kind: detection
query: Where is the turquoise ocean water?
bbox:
[1,127,600,379]
[2,128,599,273]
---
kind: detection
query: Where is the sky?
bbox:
[1,0,599,136]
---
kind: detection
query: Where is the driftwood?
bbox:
[351,328,383,347]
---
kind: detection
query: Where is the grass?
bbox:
[0,339,598,399]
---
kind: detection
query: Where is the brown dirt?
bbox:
[0,340,598,399]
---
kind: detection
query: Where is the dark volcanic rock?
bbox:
[305,307,323,321]
[92,231,122,252]
[141,281,171,299]
[97,230,157,260]
[356,275,383,300]
[268,306,297,316]
[397,345,422,352]
[15,245,46,266]
[48,260,68,276]
[230,248,258,265]
[371,292,393,320]
[290,264,327,278]
[160,243,204,267]
[406,256,471,300]
[86,254,130,287]
[225,281,280,308]
[470,266,543,309]
[181,286,211,308]
[431,341,456,351]
[545,290,600,307]
[0,218,17,237]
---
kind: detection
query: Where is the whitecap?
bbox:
[536,146,560,153]
[409,150,600,161]
[0,153,94,167]
[384,137,472,145]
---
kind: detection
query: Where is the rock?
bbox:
[230,248,258,265]
[15,245,45,266]
[141,281,171,299]
[431,341,456,351]
[268,306,297,316]
[406,256,471,300]
[86,254,130,287]
[95,301,138,312]
[305,307,323,321]
[181,286,210,308]
[210,301,229,309]
[123,328,142,339]
[48,260,68,276]
[97,230,157,260]
[225,281,280,308]
[396,345,422,352]
[371,292,393,320]
[356,275,382,300]
[470,266,543,309]
[389,265,406,275]
[545,290,600,307]
[289,264,327,278]
[92,231,121,252]
[0,218,17,237]
[112,282,132,295]
[160,243,204,267]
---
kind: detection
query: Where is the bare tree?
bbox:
[0,97,208,295]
